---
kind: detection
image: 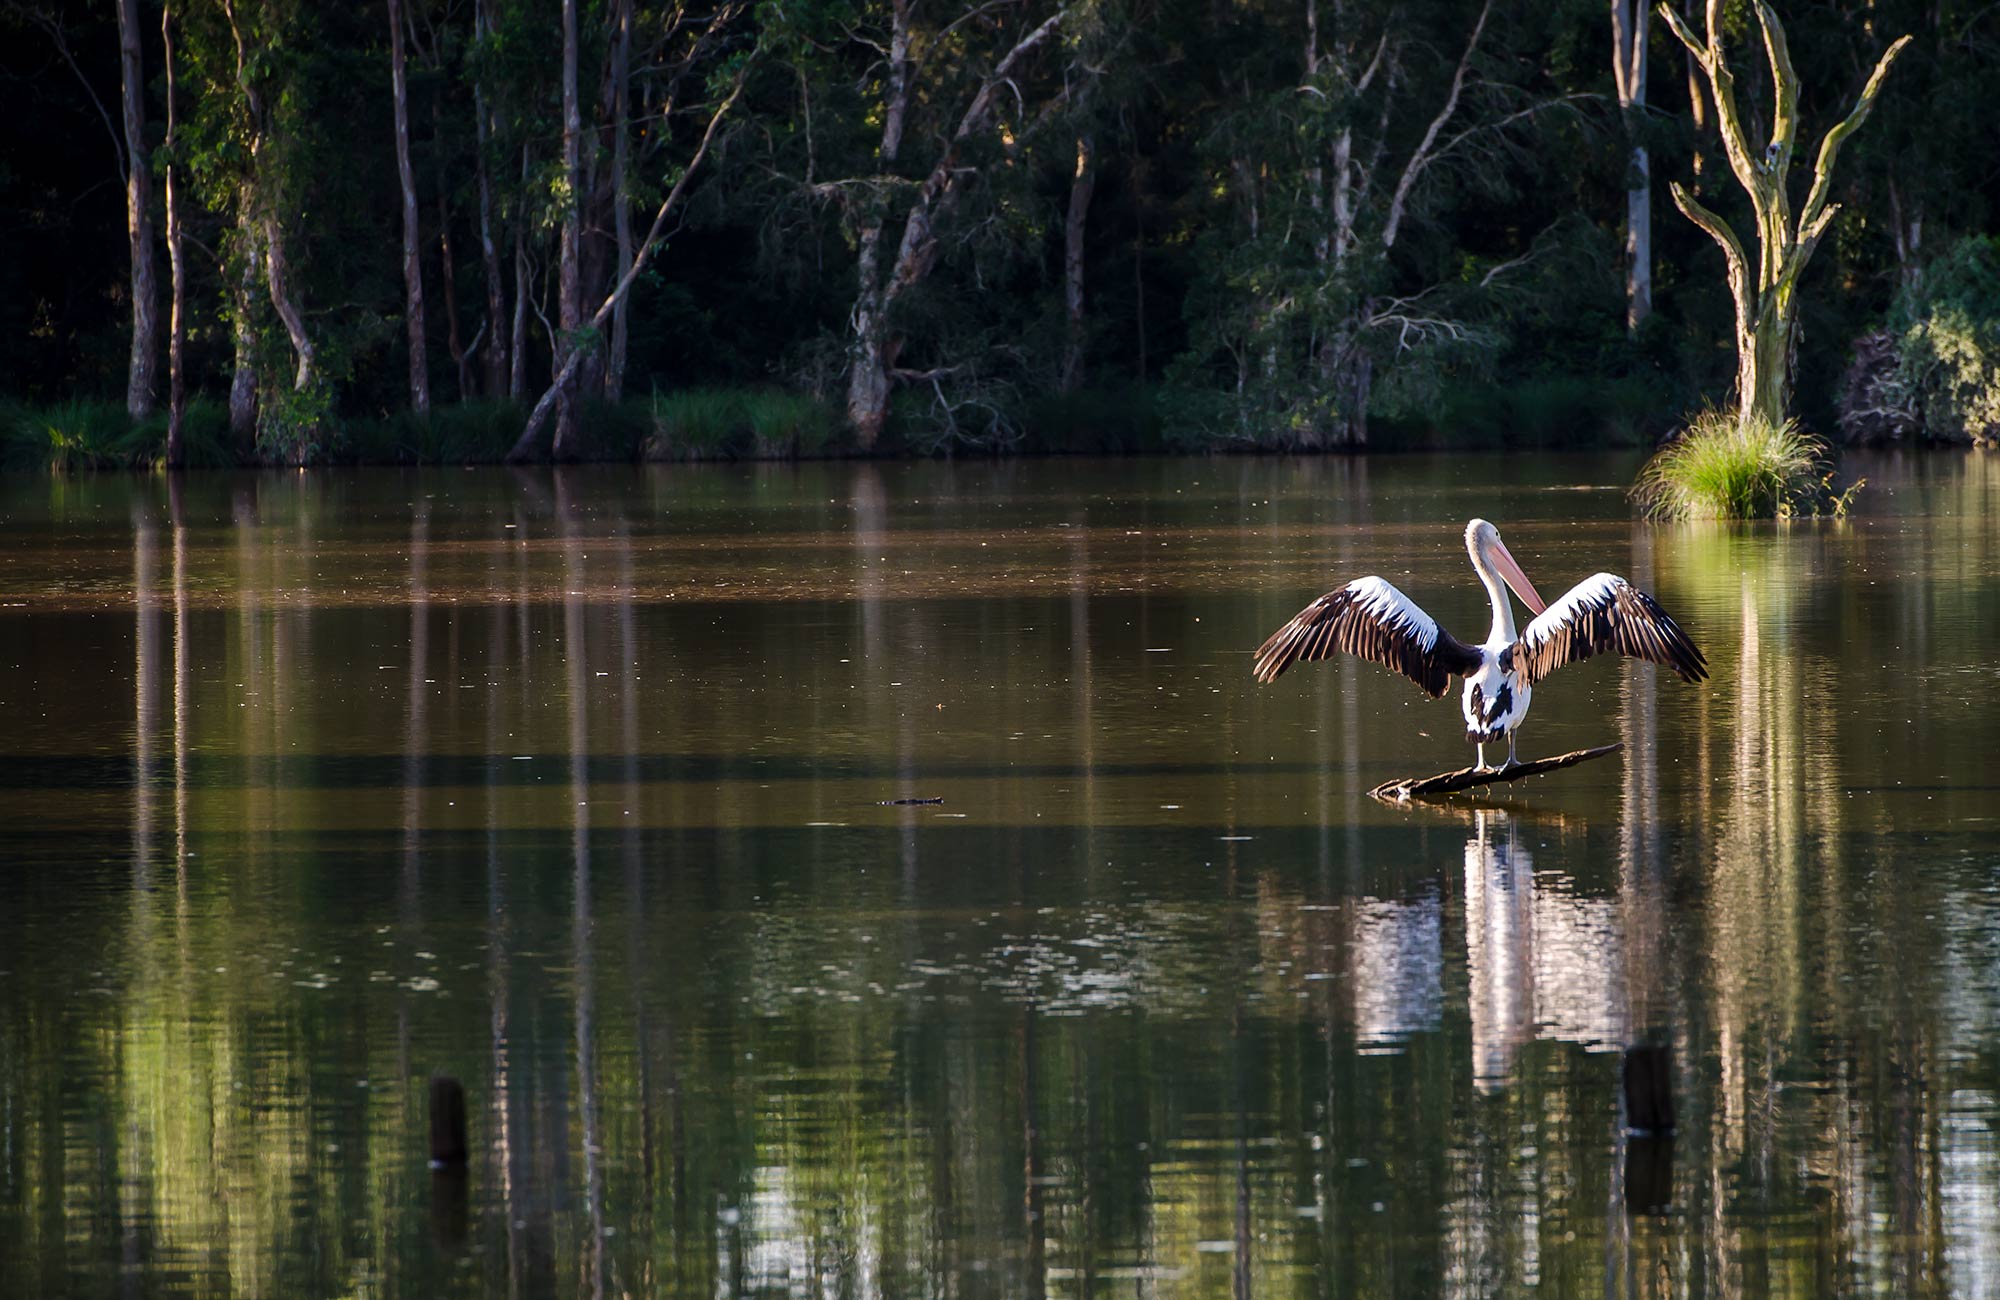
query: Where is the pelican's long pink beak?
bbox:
[1489,539,1547,615]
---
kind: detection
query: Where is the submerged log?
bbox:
[1368,742,1623,802]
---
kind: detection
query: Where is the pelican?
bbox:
[1253,519,1707,769]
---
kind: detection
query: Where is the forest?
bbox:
[1,0,1995,465]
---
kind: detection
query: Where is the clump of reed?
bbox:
[1633,408,1863,520]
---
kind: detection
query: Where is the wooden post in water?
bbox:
[429,1075,469,1166]
[1622,1043,1674,1135]
[429,1075,470,1248]
[1622,1043,1675,1216]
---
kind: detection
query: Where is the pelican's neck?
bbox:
[1470,542,1517,644]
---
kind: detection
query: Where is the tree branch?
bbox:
[16,6,125,179]
[1381,0,1491,249]
[1670,180,1752,343]
[1796,35,1912,241]
[508,47,754,461]
[1752,0,1797,171]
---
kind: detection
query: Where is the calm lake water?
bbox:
[1,452,1997,1298]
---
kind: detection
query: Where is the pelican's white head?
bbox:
[1465,518,1547,615]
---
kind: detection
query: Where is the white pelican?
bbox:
[1253,519,1707,769]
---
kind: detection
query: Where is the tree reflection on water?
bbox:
[0,454,1996,1297]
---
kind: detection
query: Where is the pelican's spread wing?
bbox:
[1253,577,1482,697]
[1512,573,1708,686]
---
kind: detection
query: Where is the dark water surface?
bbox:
[2,453,1997,1298]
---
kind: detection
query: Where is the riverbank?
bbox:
[4,374,1710,470]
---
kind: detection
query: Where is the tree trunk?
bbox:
[1061,132,1095,394]
[1612,0,1651,330]
[511,144,530,400]
[506,59,750,460]
[845,0,912,449]
[474,0,509,398]
[1738,305,1792,427]
[229,213,261,443]
[1887,177,1922,291]
[439,192,472,398]
[163,2,187,467]
[606,0,633,404]
[262,215,315,391]
[1662,0,1909,427]
[1626,146,1652,328]
[116,0,158,419]
[223,0,314,396]
[844,4,1066,447]
[389,0,430,413]
[554,0,583,457]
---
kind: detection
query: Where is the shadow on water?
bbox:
[0,453,1996,1297]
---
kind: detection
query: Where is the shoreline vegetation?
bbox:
[8,1,1993,487]
[6,373,1724,470]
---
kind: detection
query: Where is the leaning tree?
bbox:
[1661,0,1908,427]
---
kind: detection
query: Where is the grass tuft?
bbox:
[1633,408,1861,520]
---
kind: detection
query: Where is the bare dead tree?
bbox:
[1661,0,1909,424]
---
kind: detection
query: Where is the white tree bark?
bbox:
[845,5,1069,446]
[844,0,913,448]
[606,0,634,403]
[1662,0,1909,423]
[116,0,158,419]
[1612,0,1651,329]
[508,59,751,459]
[229,211,261,440]
[389,0,430,412]
[1061,132,1096,393]
[511,144,530,400]
[223,0,316,396]
[554,0,584,455]
[163,0,187,465]
[474,0,507,398]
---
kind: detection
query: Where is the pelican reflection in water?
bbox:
[1463,810,1628,1091]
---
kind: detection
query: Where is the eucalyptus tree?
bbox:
[1611,0,1649,330]
[1661,0,1909,426]
[773,0,1074,447]
[162,0,189,464]
[388,0,430,413]
[115,0,159,417]
[506,1,755,460]
[1171,0,1572,447]
[219,0,323,451]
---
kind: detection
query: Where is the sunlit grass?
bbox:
[1633,408,1861,520]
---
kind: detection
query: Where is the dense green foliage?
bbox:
[1,0,1994,462]
[1890,235,2000,443]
